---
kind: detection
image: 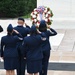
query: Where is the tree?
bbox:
[0,0,37,18]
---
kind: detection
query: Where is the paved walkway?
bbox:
[0,19,75,75]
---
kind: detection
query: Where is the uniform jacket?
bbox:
[42,28,57,51]
[22,26,46,60]
[13,25,30,57]
[1,34,23,58]
[22,35,45,61]
[13,25,30,38]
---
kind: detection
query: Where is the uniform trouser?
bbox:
[40,50,50,75]
[17,57,26,75]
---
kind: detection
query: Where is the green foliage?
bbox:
[22,13,31,18]
[0,0,36,18]
[24,0,37,17]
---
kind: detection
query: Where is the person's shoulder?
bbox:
[23,27,30,33]
[36,34,41,37]
[13,35,19,39]
[36,34,42,39]
[1,35,7,40]
[23,36,30,42]
[45,30,50,34]
[14,25,24,28]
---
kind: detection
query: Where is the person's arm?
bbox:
[0,37,4,59]
[13,29,23,38]
[37,29,46,41]
[50,28,57,35]
[25,27,30,35]
[0,25,3,32]
[25,23,30,35]
[47,25,57,36]
[25,23,30,29]
[13,29,23,42]
[40,33,47,41]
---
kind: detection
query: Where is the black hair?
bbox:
[7,24,13,35]
[39,20,47,32]
[18,17,25,22]
[7,32,12,35]
[39,24,47,32]
[30,31,38,36]
[30,25,38,35]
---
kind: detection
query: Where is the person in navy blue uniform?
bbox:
[0,25,3,54]
[22,25,46,75]
[13,18,30,75]
[0,25,3,32]
[0,24,23,75]
[39,20,57,75]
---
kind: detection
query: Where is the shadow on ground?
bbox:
[0,62,75,71]
[48,62,75,71]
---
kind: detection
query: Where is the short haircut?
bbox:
[18,17,25,22]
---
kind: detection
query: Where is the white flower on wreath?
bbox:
[37,22,40,26]
[33,15,36,18]
[34,19,37,23]
[45,14,49,18]
[34,11,37,14]
[47,11,51,14]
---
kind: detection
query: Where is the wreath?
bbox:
[31,6,53,26]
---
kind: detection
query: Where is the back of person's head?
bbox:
[17,17,25,25]
[7,24,13,35]
[30,25,37,35]
[18,17,25,22]
[39,20,47,32]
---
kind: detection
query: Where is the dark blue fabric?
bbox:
[4,57,19,70]
[21,25,46,74]
[22,34,44,60]
[30,25,37,33]
[27,60,42,73]
[13,25,30,75]
[13,25,30,56]
[41,28,57,51]
[40,50,51,75]
[1,34,22,70]
[13,25,30,38]
[40,28,57,75]
[39,20,46,28]
[7,24,13,32]
[1,35,22,57]
[17,58,26,75]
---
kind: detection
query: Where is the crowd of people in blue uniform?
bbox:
[0,18,57,75]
